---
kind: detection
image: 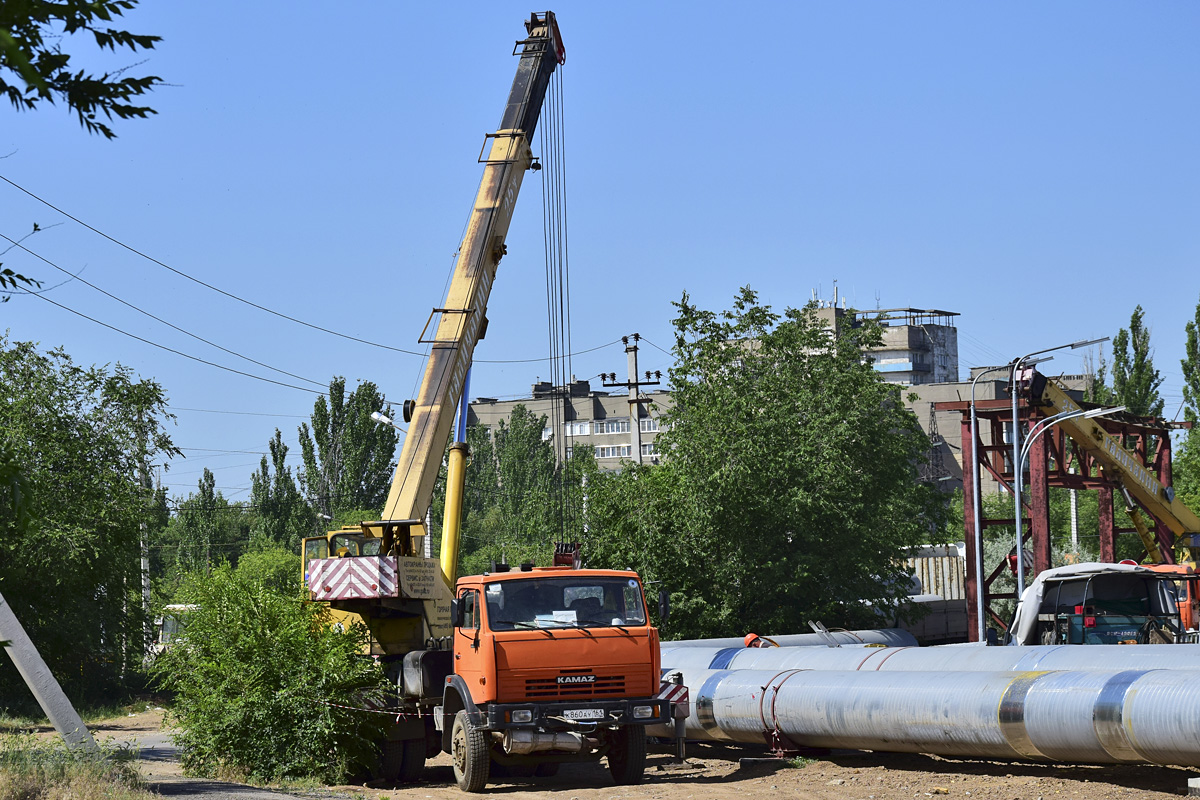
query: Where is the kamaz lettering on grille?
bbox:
[557,675,596,685]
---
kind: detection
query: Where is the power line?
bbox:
[0,170,622,366]
[0,231,329,389]
[481,338,620,364]
[168,462,264,476]
[0,174,434,357]
[168,406,308,418]
[19,289,326,395]
[638,336,674,358]
[162,483,252,491]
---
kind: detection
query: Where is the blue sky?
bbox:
[2,2,1197,505]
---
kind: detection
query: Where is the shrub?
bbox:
[151,564,389,783]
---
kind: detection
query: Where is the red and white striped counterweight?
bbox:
[306,556,398,601]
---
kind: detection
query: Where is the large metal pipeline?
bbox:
[661,642,1200,674]
[650,666,1200,766]
[664,628,918,648]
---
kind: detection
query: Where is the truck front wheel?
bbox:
[451,710,490,792]
[606,726,646,785]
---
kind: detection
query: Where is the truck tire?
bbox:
[606,726,646,785]
[381,738,427,783]
[451,710,490,792]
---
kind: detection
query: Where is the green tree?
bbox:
[249,429,312,550]
[1111,305,1164,418]
[0,265,41,302]
[0,438,31,532]
[167,468,250,575]
[298,378,398,519]
[451,407,575,576]
[1083,346,1117,405]
[584,289,947,639]
[152,562,388,783]
[1,0,162,138]
[228,546,302,596]
[1183,295,1200,423]
[0,336,177,704]
[492,406,558,536]
[1176,295,1200,510]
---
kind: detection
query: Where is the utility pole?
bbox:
[602,334,661,464]
[0,592,97,752]
[138,409,152,650]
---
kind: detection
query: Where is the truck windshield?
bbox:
[483,576,647,631]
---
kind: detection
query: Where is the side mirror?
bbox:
[451,599,465,628]
[657,589,670,623]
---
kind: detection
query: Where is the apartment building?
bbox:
[468,379,672,471]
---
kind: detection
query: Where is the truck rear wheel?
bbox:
[381,738,426,783]
[606,726,646,785]
[451,710,490,792]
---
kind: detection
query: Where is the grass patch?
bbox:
[0,698,166,734]
[0,734,155,800]
[787,755,816,768]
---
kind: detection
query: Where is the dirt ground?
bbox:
[86,710,1198,800]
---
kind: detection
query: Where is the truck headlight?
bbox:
[512,709,533,723]
[633,705,654,719]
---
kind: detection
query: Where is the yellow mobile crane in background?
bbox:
[1004,370,1200,646]
[301,14,673,790]
[1022,369,1200,565]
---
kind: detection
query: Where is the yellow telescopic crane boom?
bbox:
[381,13,565,587]
[1024,370,1200,564]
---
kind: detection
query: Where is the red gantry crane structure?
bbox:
[936,368,1200,640]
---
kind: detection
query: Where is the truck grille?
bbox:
[525,674,627,700]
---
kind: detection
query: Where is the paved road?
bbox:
[113,730,341,800]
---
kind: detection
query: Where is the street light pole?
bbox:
[1010,404,1125,611]
[1019,405,1125,466]
[1009,338,1108,605]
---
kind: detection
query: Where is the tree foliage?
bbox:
[1,0,162,138]
[583,289,947,639]
[440,408,594,577]
[1176,295,1200,511]
[0,265,42,302]
[249,429,312,550]
[162,468,250,578]
[1111,305,1164,418]
[0,336,177,705]
[298,378,397,519]
[1183,294,1200,425]
[1083,346,1117,405]
[152,561,388,783]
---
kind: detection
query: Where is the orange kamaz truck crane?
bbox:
[300,12,672,792]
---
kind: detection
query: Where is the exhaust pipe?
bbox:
[502,729,586,755]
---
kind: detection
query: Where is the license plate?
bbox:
[562,708,605,720]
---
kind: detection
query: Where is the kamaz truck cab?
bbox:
[439,564,669,791]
